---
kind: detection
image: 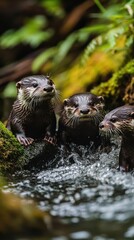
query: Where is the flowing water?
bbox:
[3,139,134,240]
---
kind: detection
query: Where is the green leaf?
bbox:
[54,33,78,64]
[0,30,21,48]
[0,15,49,48]
[94,0,106,13]
[41,0,65,18]
[80,24,112,34]
[2,82,17,98]
[32,47,57,72]
[23,30,53,48]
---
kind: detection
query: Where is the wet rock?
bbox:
[19,140,58,169]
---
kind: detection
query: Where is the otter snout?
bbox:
[99,120,111,131]
[80,109,89,114]
[43,86,54,92]
[99,122,105,129]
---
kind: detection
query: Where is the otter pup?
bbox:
[58,93,105,147]
[7,75,59,146]
[99,105,134,172]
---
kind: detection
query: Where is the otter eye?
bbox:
[74,103,78,108]
[32,82,38,88]
[110,117,117,123]
[89,102,94,106]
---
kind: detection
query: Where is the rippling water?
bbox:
[3,139,134,240]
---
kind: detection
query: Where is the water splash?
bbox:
[3,138,134,239]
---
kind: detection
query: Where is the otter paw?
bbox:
[17,135,34,146]
[44,136,57,145]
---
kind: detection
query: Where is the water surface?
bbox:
[3,140,134,240]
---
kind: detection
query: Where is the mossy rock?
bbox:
[0,121,24,171]
[0,121,58,171]
[91,59,134,109]
[123,76,134,104]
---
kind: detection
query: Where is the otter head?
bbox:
[63,93,104,127]
[99,105,134,137]
[16,75,57,102]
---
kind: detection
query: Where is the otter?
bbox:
[99,105,134,172]
[58,93,105,147]
[6,75,59,146]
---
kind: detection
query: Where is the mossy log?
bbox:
[0,121,58,172]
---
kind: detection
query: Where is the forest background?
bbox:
[0,0,134,118]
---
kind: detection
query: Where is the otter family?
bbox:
[6,75,134,172]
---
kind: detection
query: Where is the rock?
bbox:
[19,140,58,169]
[91,59,134,109]
[0,121,58,171]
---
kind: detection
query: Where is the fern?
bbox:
[41,0,64,18]
[32,47,57,72]
[33,31,90,72]
[82,1,134,65]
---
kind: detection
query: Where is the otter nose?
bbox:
[44,86,53,92]
[80,109,89,114]
[99,122,104,129]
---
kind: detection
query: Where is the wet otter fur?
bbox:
[99,105,134,172]
[7,75,59,146]
[58,93,105,148]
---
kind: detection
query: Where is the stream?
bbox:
[3,139,134,240]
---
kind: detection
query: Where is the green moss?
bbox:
[0,121,24,171]
[91,59,134,107]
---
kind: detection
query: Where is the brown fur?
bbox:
[7,75,58,146]
[58,93,105,148]
[99,105,134,172]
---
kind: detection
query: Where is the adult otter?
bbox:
[99,105,134,172]
[7,75,59,146]
[58,93,105,148]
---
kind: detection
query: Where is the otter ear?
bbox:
[16,81,22,89]
[97,96,104,103]
[63,99,69,106]
[130,112,134,119]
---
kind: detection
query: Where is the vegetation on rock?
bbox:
[91,59,134,108]
[0,121,24,171]
[0,120,58,171]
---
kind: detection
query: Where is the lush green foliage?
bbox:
[0,0,134,103]
[0,0,133,72]
[34,0,134,71]
[0,16,53,48]
[82,0,134,64]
